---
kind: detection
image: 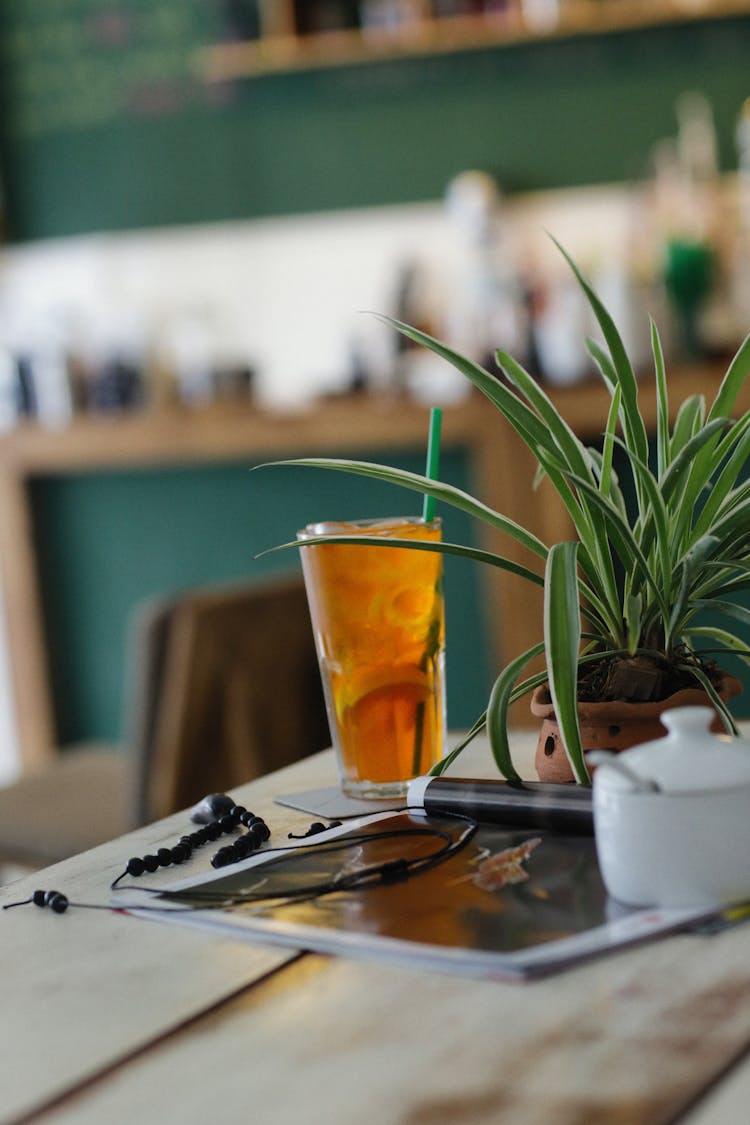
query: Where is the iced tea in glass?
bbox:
[298,517,446,798]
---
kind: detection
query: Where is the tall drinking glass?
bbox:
[298,516,446,798]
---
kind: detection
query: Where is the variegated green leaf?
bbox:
[675,660,739,735]
[610,435,672,592]
[651,317,670,479]
[551,466,670,626]
[685,624,750,659]
[667,535,720,644]
[670,395,705,458]
[428,714,487,776]
[256,458,548,560]
[552,237,649,476]
[375,316,559,457]
[692,418,750,538]
[707,331,750,423]
[495,349,594,484]
[625,593,643,656]
[258,532,545,588]
[544,542,589,784]
[599,383,622,501]
[689,599,750,631]
[487,642,546,781]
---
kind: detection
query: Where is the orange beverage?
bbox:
[298,517,445,798]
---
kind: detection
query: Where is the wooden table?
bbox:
[4,735,750,1125]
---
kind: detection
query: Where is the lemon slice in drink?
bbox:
[333,663,431,721]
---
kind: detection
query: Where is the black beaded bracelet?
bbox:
[123,804,270,878]
[211,815,270,868]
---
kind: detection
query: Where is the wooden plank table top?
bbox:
[3,733,750,1125]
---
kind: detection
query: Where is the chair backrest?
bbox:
[122,591,181,826]
[129,574,330,823]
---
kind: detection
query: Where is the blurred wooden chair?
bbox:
[142,575,331,820]
[0,574,329,874]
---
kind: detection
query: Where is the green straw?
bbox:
[422,406,443,523]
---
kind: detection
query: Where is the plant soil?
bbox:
[576,652,722,705]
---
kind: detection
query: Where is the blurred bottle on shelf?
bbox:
[153,305,257,410]
[432,2,499,15]
[529,269,590,386]
[732,97,750,336]
[294,0,362,33]
[391,257,461,402]
[221,0,263,41]
[0,349,21,431]
[650,91,729,360]
[520,0,560,31]
[443,170,530,378]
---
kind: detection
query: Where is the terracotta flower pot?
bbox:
[530,673,743,784]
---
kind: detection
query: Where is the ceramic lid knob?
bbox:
[660,706,714,741]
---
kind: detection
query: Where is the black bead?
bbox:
[244,825,264,848]
[239,811,255,827]
[157,848,173,867]
[143,854,160,873]
[45,890,69,913]
[126,857,146,877]
[32,889,47,907]
[236,837,255,858]
[170,844,189,864]
[249,818,270,842]
[206,822,222,841]
[231,805,247,819]
[219,813,235,833]
[210,847,233,869]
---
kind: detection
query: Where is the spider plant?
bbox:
[261,240,750,785]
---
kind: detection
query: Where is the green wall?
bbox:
[29,447,493,746]
[2,11,750,241]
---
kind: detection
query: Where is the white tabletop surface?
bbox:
[3,731,750,1125]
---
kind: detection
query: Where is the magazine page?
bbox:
[117,811,711,980]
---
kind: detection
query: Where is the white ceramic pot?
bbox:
[591,706,750,909]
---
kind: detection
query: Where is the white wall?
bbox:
[0,184,641,406]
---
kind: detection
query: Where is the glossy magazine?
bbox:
[120,810,712,980]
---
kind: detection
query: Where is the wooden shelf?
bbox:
[197,0,750,82]
[0,357,737,475]
[0,395,486,474]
